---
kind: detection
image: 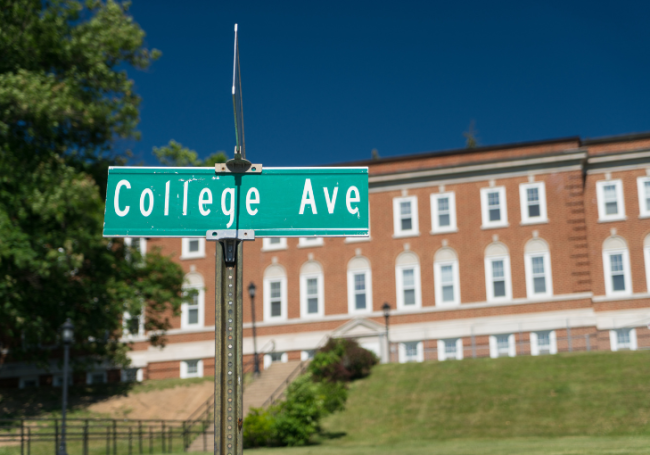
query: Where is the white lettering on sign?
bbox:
[323,187,338,214]
[183,180,189,216]
[199,188,213,216]
[346,186,360,215]
[164,181,170,216]
[246,187,260,215]
[222,188,235,228]
[299,179,317,214]
[140,188,154,217]
[114,180,131,217]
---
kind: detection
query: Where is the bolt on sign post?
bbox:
[103,25,368,455]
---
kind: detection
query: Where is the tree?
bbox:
[463,120,480,149]
[0,0,186,369]
[153,140,227,167]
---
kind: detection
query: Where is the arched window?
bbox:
[484,242,512,302]
[643,234,650,292]
[263,264,287,321]
[602,236,631,296]
[347,256,372,313]
[300,261,324,318]
[433,247,460,306]
[524,238,553,299]
[395,251,421,309]
[182,272,205,329]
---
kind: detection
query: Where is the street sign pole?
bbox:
[210,231,251,455]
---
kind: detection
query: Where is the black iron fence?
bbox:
[0,418,214,455]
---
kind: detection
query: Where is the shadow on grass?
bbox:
[318,431,347,441]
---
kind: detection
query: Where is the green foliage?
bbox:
[310,338,378,383]
[153,140,227,167]
[242,408,274,448]
[0,0,186,368]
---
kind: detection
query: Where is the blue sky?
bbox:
[125,1,650,167]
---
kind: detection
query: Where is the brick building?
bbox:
[5,131,650,386]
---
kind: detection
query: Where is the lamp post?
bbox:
[247,282,260,376]
[382,302,391,363]
[58,318,74,455]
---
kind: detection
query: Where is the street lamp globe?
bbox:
[61,318,74,345]
[382,302,391,318]
[248,282,256,299]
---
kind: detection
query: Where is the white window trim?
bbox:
[181,238,206,259]
[392,196,420,238]
[596,179,626,222]
[398,341,424,363]
[180,359,204,379]
[262,238,287,251]
[263,352,288,369]
[123,309,145,338]
[637,176,650,218]
[430,192,457,234]
[645,246,650,293]
[530,330,557,356]
[53,375,72,388]
[609,328,637,351]
[121,368,144,382]
[86,371,108,385]
[437,338,463,361]
[395,263,422,310]
[181,286,205,329]
[263,276,288,321]
[125,237,147,256]
[480,186,508,229]
[297,237,324,248]
[489,334,516,358]
[602,249,632,297]
[524,251,553,299]
[484,256,512,302]
[519,182,548,225]
[300,273,325,318]
[347,268,373,314]
[300,350,316,361]
[434,260,460,307]
[19,376,39,389]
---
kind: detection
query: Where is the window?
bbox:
[301,350,316,361]
[298,237,324,248]
[430,192,457,233]
[637,177,650,217]
[602,236,631,296]
[181,272,205,328]
[53,376,72,387]
[596,179,625,221]
[524,239,553,299]
[480,187,508,228]
[125,237,147,257]
[531,331,557,355]
[610,328,637,351]
[19,377,39,389]
[180,359,203,378]
[393,196,419,237]
[300,261,324,318]
[181,238,205,259]
[484,243,512,302]
[123,308,145,338]
[489,334,515,358]
[262,238,287,251]
[121,368,143,382]
[263,352,288,368]
[263,264,287,321]
[86,371,107,385]
[434,248,460,306]
[395,251,422,309]
[347,256,372,313]
[519,182,548,224]
[399,341,423,363]
[437,338,463,361]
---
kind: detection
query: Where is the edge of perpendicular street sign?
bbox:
[215,163,263,174]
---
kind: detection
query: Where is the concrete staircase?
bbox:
[187,360,305,452]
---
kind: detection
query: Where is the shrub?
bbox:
[310,338,379,382]
[242,407,274,448]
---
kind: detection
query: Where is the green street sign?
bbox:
[103,166,369,237]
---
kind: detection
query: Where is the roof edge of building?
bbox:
[582,131,650,146]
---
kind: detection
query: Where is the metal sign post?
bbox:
[102,25,369,455]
